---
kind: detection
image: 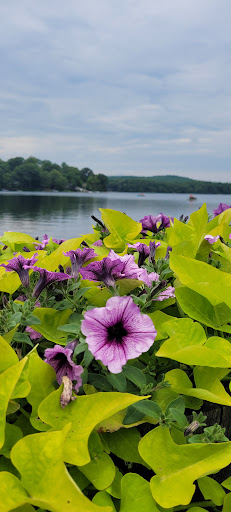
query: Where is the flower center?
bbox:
[53,352,68,371]
[107,321,128,343]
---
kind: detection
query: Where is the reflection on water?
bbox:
[0,191,230,239]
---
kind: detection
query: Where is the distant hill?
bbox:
[108,174,231,194]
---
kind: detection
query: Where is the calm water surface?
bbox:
[0,191,230,239]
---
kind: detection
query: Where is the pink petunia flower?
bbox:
[81,296,157,373]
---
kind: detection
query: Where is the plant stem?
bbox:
[19,406,30,419]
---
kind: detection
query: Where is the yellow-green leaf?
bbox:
[139,426,231,508]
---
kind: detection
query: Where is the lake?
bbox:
[0,191,230,240]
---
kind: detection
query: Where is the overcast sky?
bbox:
[1,0,231,180]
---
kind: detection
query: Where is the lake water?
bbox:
[0,191,230,240]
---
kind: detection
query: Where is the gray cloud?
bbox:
[1,0,231,180]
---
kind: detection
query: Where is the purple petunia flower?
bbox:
[93,240,103,246]
[204,234,220,244]
[140,214,172,233]
[81,296,157,373]
[63,248,97,280]
[138,269,160,287]
[213,203,231,217]
[53,238,66,245]
[44,340,84,391]
[25,326,42,340]
[34,234,49,250]
[79,256,124,288]
[149,240,161,265]
[107,250,142,279]
[127,242,150,267]
[23,266,71,298]
[0,253,38,288]
[153,286,175,302]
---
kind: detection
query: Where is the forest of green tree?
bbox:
[0,157,108,192]
[107,174,231,194]
[0,156,230,194]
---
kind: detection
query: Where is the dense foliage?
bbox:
[1,204,231,511]
[0,157,108,192]
[108,174,231,194]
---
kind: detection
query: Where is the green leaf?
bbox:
[105,467,122,499]
[0,358,28,449]
[84,286,112,307]
[107,372,127,392]
[27,351,56,431]
[40,236,84,271]
[67,466,90,491]
[0,334,18,373]
[132,400,162,420]
[0,231,38,250]
[100,208,142,251]
[11,505,36,512]
[25,315,41,325]
[2,324,19,344]
[0,269,21,293]
[148,310,174,341]
[0,472,31,511]
[168,204,207,258]
[221,492,231,512]
[38,389,146,465]
[120,473,159,512]
[30,307,72,343]
[6,400,20,415]
[102,428,145,465]
[117,278,142,295]
[222,476,231,491]
[175,286,231,331]
[156,316,231,366]
[186,508,208,512]
[78,452,115,490]
[170,253,231,309]
[0,423,23,457]
[13,332,34,347]
[122,366,146,389]
[168,408,188,428]
[138,425,231,508]
[165,396,185,416]
[198,476,226,506]
[11,425,111,512]
[122,406,145,425]
[165,368,231,406]
[92,491,116,511]
[57,323,81,333]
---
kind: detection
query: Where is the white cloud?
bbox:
[0,0,231,180]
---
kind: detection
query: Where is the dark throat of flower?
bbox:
[53,352,68,372]
[107,321,128,344]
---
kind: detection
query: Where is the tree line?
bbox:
[107,175,231,194]
[0,156,230,194]
[0,157,108,192]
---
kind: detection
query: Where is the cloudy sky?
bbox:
[1,0,231,180]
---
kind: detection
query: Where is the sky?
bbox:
[1,0,231,181]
